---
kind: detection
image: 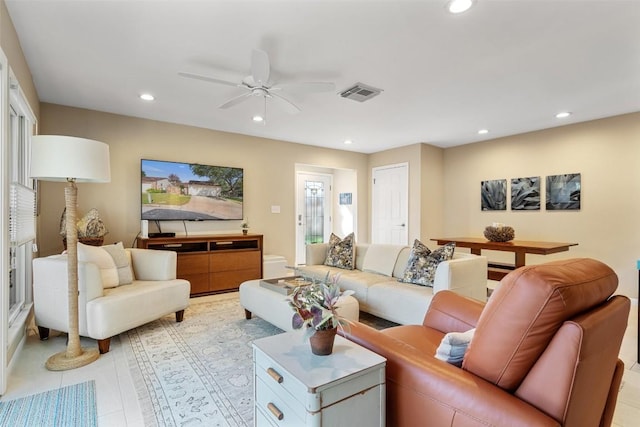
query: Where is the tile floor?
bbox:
[1,295,638,427]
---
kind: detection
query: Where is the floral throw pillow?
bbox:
[324,233,356,270]
[399,240,456,287]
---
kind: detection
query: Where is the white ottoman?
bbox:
[239,279,359,331]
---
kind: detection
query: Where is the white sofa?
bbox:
[33,247,190,353]
[297,243,487,325]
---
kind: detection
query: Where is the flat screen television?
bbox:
[141,159,243,221]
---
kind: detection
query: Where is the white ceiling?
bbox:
[6,0,640,154]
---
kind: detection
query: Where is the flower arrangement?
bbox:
[289,273,354,331]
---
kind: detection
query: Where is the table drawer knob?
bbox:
[267,367,283,383]
[267,402,284,420]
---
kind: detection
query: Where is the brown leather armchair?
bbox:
[340,258,630,427]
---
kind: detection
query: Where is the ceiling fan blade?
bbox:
[269,92,301,114]
[178,71,240,87]
[219,92,252,109]
[275,82,336,93]
[251,49,270,86]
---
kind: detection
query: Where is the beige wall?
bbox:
[37,103,370,266]
[0,0,39,119]
[443,112,640,298]
[420,143,445,242]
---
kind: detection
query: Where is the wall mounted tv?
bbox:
[141,159,243,221]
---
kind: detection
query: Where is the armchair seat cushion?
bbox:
[87,279,189,339]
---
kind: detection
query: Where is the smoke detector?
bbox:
[339,82,383,102]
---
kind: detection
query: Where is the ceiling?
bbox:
[6,0,640,154]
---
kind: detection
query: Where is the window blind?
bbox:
[9,182,36,245]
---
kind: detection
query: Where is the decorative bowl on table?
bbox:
[483,225,515,242]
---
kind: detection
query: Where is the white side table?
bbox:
[252,331,386,426]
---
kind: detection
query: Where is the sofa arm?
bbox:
[422,290,484,333]
[340,322,558,427]
[433,254,488,301]
[127,248,177,281]
[33,256,103,336]
[305,243,328,266]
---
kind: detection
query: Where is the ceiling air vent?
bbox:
[339,82,383,102]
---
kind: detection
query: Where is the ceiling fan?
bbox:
[179,49,336,120]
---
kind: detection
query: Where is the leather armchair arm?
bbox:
[422,290,485,333]
[340,322,559,427]
[127,248,177,281]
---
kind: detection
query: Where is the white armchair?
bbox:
[33,247,190,353]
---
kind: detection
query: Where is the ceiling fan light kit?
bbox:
[179,48,335,121]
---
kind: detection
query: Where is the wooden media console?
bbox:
[137,234,263,296]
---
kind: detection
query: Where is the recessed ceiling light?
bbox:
[344,139,353,145]
[446,0,475,14]
[555,111,572,119]
[478,129,489,135]
[140,93,154,101]
[252,115,264,122]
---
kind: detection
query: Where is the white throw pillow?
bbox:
[101,242,134,285]
[77,242,119,288]
[435,328,476,367]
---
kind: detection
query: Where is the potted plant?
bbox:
[288,273,354,355]
[241,219,249,235]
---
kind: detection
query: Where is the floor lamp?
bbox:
[30,135,111,371]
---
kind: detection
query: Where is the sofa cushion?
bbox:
[366,281,434,325]
[101,242,133,285]
[399,240,456,286]
[362,244,406,276]
[463,258,618,391]
[78,242,119,288]
[324,233,356,270]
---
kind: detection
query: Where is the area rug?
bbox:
[0,380,96,427]
[123,291,396,427]
[123,292,282,427]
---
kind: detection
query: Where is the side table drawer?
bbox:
[255,348,307,402]
[256,376,305,427]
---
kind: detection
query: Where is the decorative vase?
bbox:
[242,229,248,235]
[309,327,337,355]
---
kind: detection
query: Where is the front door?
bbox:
[295,173,332,265]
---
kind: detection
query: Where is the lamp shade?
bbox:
[30,135,111,182]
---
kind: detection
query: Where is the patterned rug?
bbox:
[123,292,282,427]
[123,291,396,427]
[0,381,96,427]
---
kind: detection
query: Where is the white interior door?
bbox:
[372,163,408,245]
[295,173,332,265]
